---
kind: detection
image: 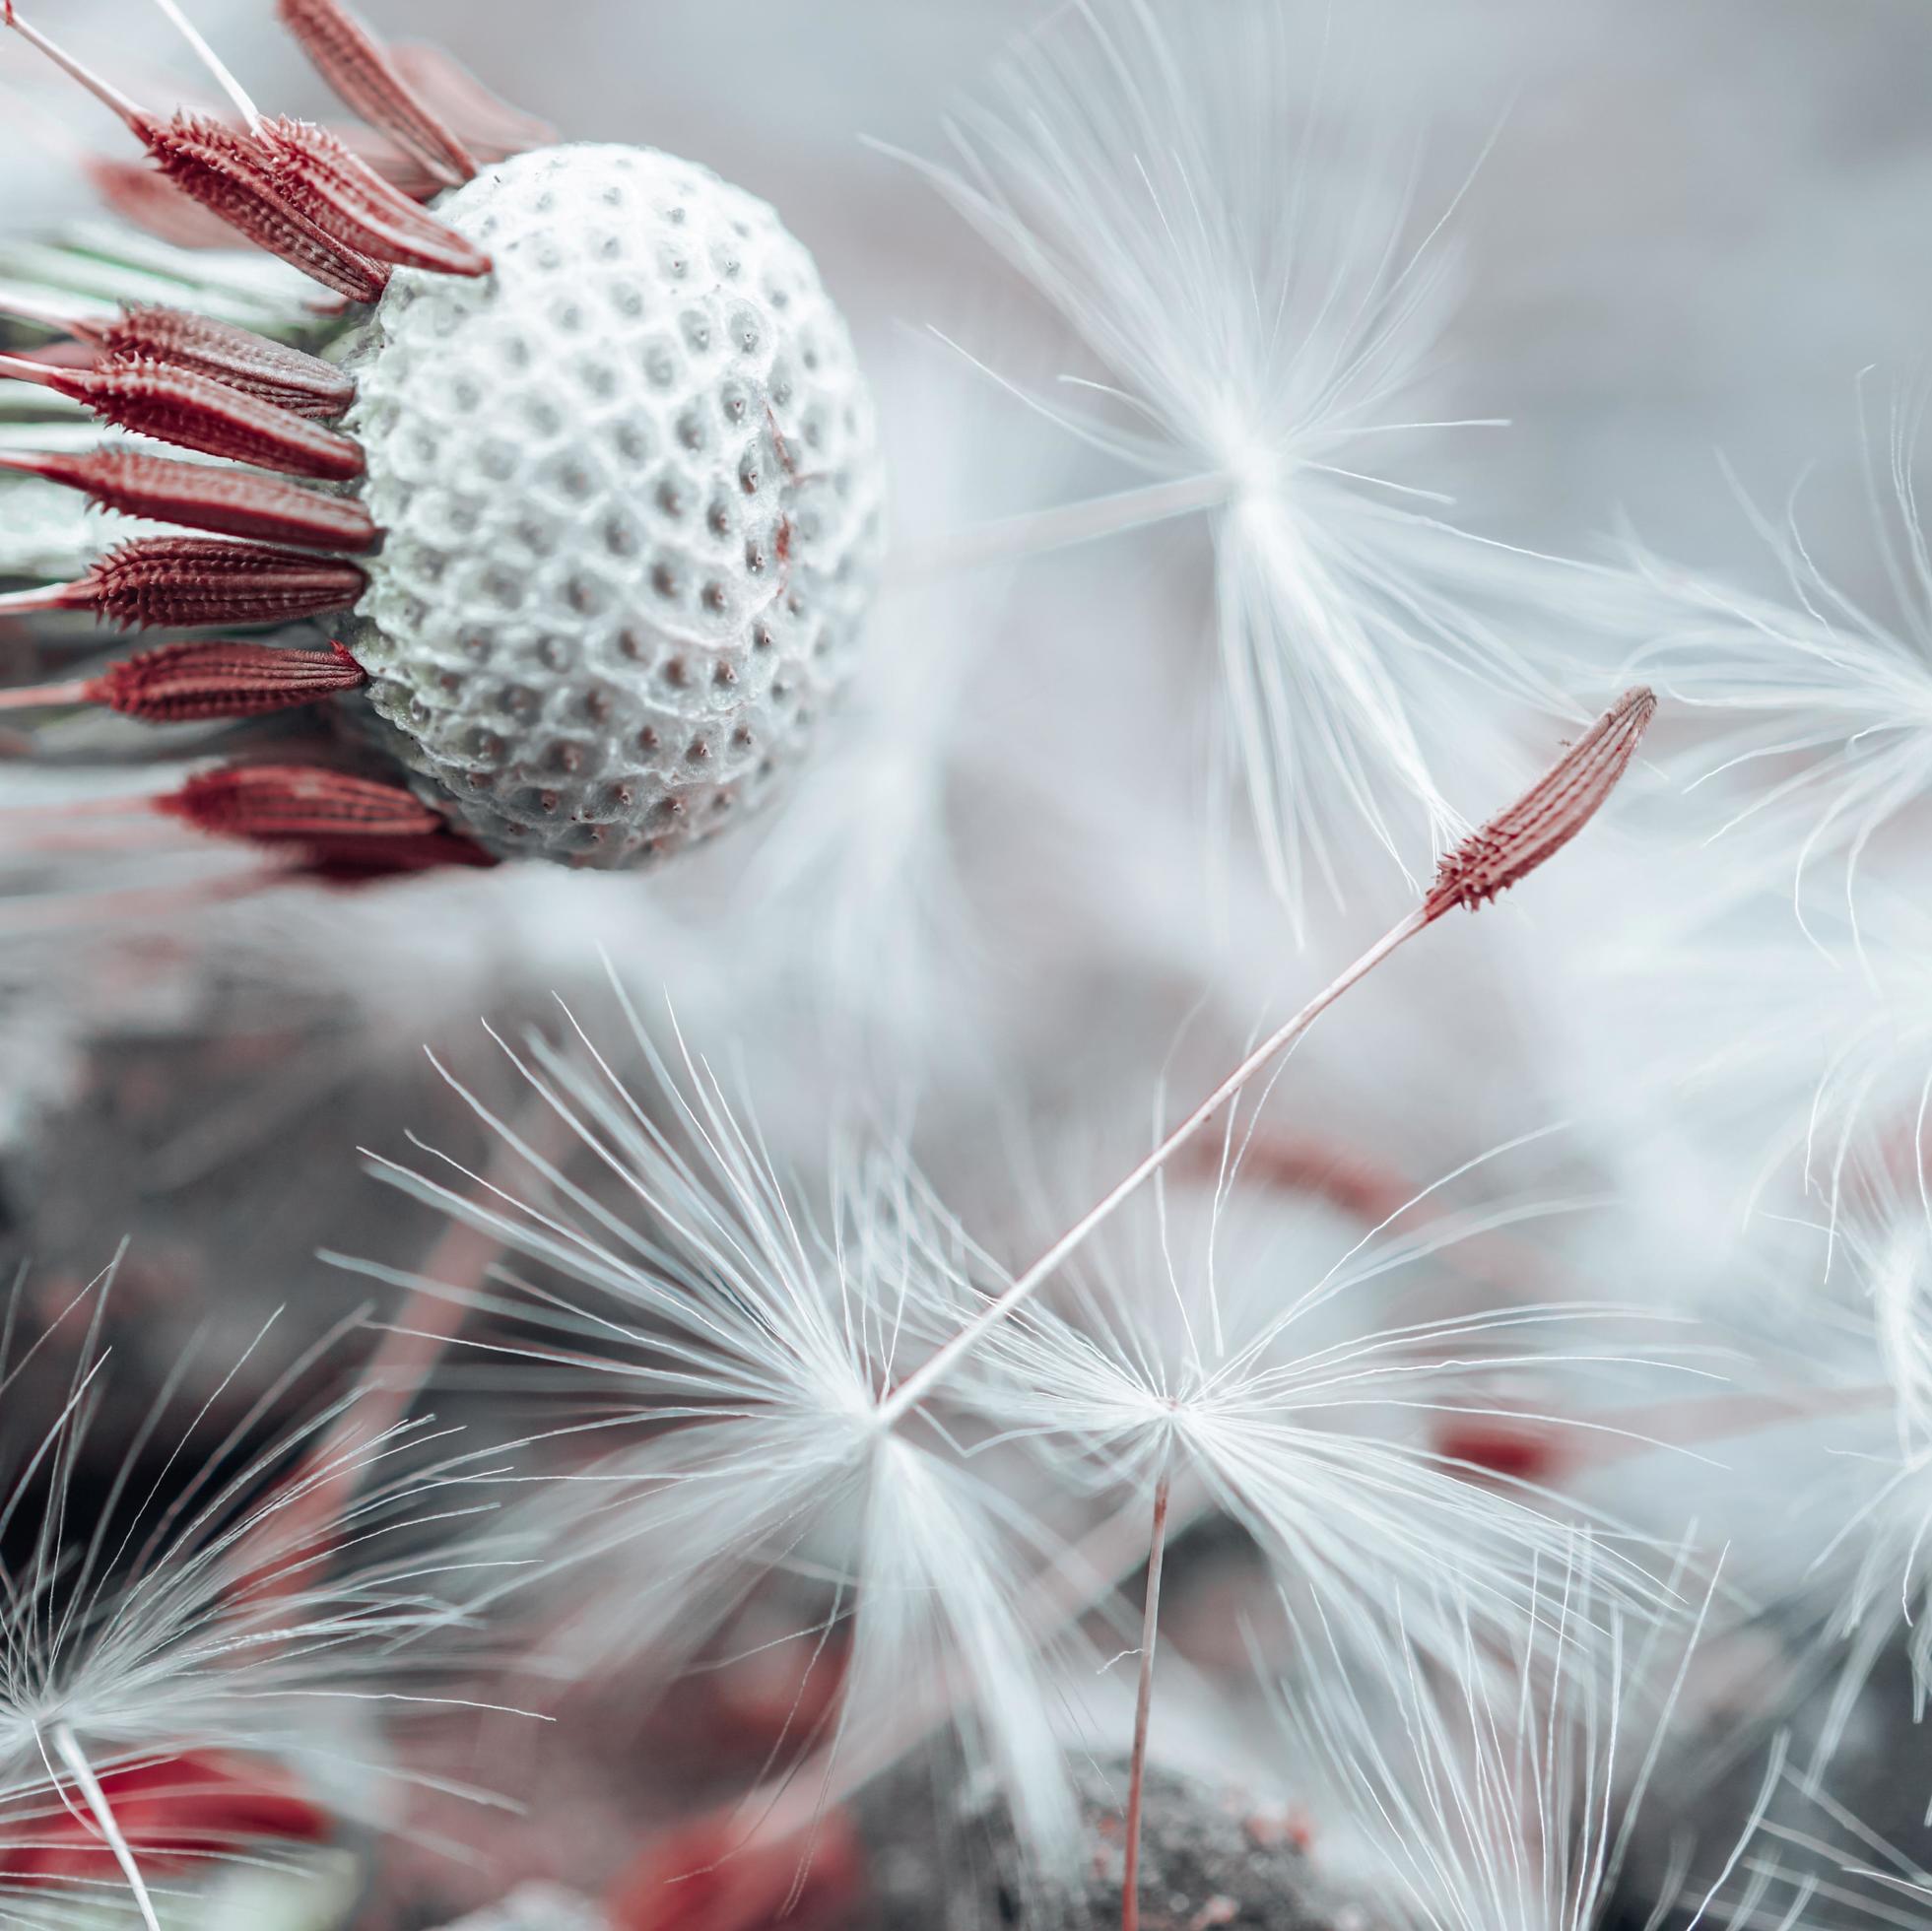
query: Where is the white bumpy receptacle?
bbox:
[338,143,886,869]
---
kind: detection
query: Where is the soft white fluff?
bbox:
[898,0,1582,926]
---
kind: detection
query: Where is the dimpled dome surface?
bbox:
[336,143,886,867]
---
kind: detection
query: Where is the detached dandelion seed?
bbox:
[880,686,1656,1422]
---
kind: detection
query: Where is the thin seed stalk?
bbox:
[1121,1455,1173,1931]
[47,1723,162,1931]
[876,689,1656,1432]
[0,680,89,710]
[874,905,1429,1429]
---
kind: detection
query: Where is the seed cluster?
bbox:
[339,143,888,868]
[0,1,886,884]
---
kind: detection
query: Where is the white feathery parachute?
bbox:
[351,995,1089,1878]
[939,1142,1682,1671]
[1283,1545,1717,1931]
[0,1268,525,1928]
[1634,403,1932,933]
[898,0,1581,926]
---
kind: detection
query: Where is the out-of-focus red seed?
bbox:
[0,1752,329,1885]
[157,763,444,842]
[277,0,478,185]
[388,39,557,163]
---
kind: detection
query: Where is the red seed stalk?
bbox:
[0,639,366,721]
[0,353,365,481]
[276,0,478,185]
[9,5,496,289]
[0,449,377,553]
[79,306,357,420]
[0,538,367,630]
[135,111,391,301]
[257,117,491,276]
[143,762,498,879]
[0,4,391,302]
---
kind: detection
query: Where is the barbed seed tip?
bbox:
[1425,685,1657,917]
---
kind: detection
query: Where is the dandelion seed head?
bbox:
[0,4,887,899]
[337,142,887,870]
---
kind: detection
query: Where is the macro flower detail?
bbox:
[1425,686,1657,914]
[0,0,885,885]
[8,2,1932,1926]
[338,143,887,867]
